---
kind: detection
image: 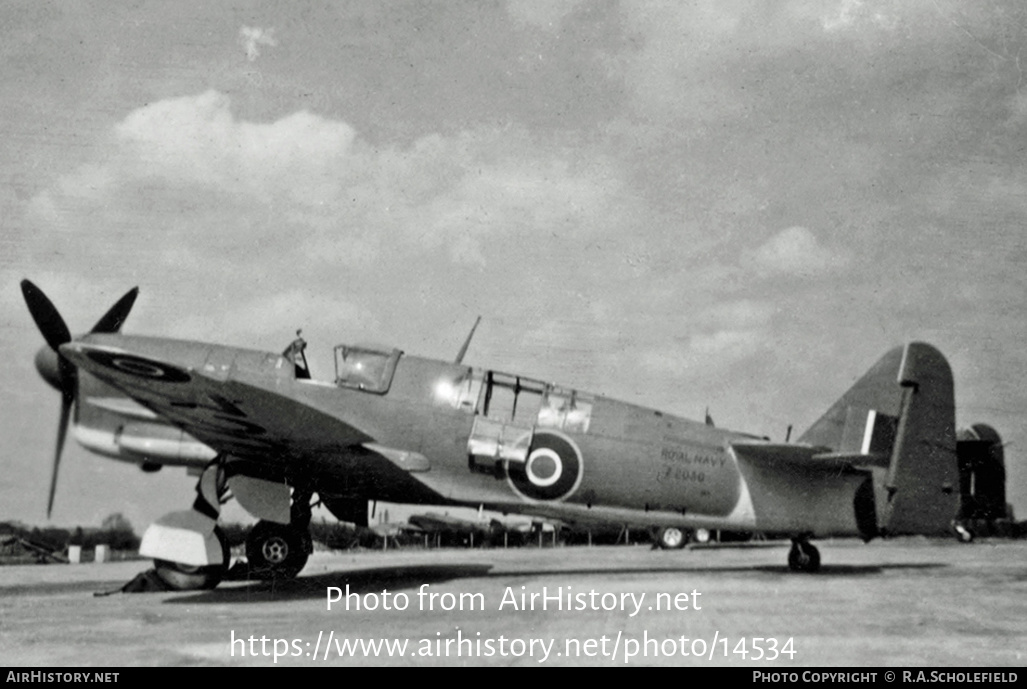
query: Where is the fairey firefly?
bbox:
[21,280,994,589]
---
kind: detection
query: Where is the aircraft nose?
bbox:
[34,345,63,391]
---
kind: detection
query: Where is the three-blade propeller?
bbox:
[20,280,138,518]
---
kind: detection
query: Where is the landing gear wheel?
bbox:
[153,526,230,591]
[787,540,821,573]
[246,521,312,580]
[693,528,711,544]
[655,526,688,550]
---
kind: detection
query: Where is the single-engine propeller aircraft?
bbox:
[21,280,997,589]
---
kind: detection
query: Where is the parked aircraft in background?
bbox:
[22,280,997,589]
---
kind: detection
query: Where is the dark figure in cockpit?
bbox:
[282,330,311,380]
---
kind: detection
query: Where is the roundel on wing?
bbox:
[508,431,582,501]
[85,350,192,383]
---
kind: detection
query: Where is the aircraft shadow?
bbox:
[1,580,125,597]
[162,561,944,604]
[164,564,494,604]
[749,563,943,575]
[479,563,944,579]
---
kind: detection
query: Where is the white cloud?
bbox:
[114,90,357,203]
[630,297,777,384]
[695,299,776,329]
[686,329,763,360]
[639,328,765,381]
[416,158,616,264]
[172,289,376,342]
[239,26,278,61]
[822,0,897,32]
[822,0,863,31]
[747,226,850,278]
[506,0,586,30]
[26,91,637,282]
[607,2,938,123]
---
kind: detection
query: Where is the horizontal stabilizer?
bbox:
[732,441,859,473]
[731,442,873,536]
[811,451,891,469]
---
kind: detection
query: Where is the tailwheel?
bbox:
[953,523,974,543]
[154,526,230,591]
[245,520,312,580]
[787,538,821,573]
[655,526,689,550]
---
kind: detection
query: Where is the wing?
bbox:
[62,339,372,461]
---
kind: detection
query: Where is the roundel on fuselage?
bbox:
[85,350,192,383]
[508,430,582,501]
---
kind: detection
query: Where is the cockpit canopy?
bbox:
[333,344,402,394]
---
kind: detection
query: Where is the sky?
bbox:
[1,0,1025,533]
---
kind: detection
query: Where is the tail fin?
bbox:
[799,342,959,536]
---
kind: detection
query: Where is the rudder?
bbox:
[883,343,959,534]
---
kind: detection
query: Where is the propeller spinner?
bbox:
[20,280,138,518]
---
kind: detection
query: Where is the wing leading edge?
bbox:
[60,338,373,462]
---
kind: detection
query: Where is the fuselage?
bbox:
[61,333,867,537]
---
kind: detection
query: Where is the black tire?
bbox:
[787,542,821,573]
[245,521,312,580]
[656,526,688,550]
[154,526,230,591]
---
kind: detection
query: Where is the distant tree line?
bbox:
[0,512,140,552]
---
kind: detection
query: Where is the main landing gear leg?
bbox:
[245,491,314,581]
[142,460,232,590]
[787,536,821,573]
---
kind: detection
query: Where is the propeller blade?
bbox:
[91,286,139,333]
[21,279,71,352]
[47,391,74,519]
[24,280,136,517]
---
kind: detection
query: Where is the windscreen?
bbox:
[333,345,401,393]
